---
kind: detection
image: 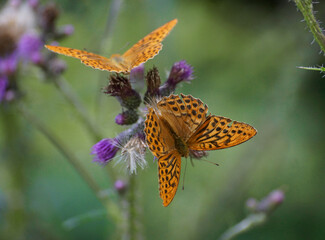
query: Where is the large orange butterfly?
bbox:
[144,94,257,206]
[45,19,178,73]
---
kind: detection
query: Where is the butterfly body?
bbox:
[45,19,178,73]
[144,94,257,206]
[160,117,189,158]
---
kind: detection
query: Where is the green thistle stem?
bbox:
[52,76,102,141]
[1,107,27,239]
[52,76,117,183]
[17,103,122,224]
[128,174,138,240]
[218,213,267,240]
[294,0,325,53]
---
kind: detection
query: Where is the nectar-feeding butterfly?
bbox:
[144,94,257,207]
[45,19,178,73]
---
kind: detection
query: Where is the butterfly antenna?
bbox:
[182,158,188,190]
[201,159,219,166]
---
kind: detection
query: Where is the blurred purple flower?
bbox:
[91,138,119,165]
[0,76,8,102]
[0,52,18,76]
[257,189,284,212]
[47,58,66,76]
[18,33,43,64]
[28,0,39,9]
[247,189,285,214]
[114,180,127,194]
[9,0,21,7]
[62,24,74,35]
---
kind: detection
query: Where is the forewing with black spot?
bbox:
[144,108,171,158]
[156,94,208,141]
[187,115,257,151]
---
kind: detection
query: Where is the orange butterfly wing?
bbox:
[157,150,181,207]
[145,106,182,206]
[45,45,126,72]
[45,19,177,73]
[187,115,257,151]
[144,108,173,158]
[155,94,208,141]
[122,19,178,69]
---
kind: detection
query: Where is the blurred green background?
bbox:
[1,0,325,239]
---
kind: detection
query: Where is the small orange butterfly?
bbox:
[144,94,257,206]
[45,19,178,73]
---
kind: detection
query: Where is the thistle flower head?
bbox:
[62,24,74,36]
[246,189,285,215]
[0,52,18,76]
[0,77,8,102]
[144,66,161,103]
[104,74,141,109]
[168,60,194,84]
[116,136,147,174]
[18,33,43,64]
[91,138,119,165]
[28,0,39,9]
[189,149,208,159]
[114,180,127,195]
[0,1,36,38]
[159,60,193,96]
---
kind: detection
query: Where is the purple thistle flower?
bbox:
[91,138,119,165]
[257,189,284,213]
[18,33,43,64]
[0,52,18,76]
[114,180,127,195]
[246,189,285,214]
[47,58,66,76]
[62,24,74,36]
[28,0,39,9]
[168,60,194,84]
[0,76,8,102]
[9,0,21,7]
[159,60,194,96]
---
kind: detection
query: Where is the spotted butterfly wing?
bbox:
[45,19,177,73]
[122,19,178,69]
[145,94,257,207]
[44,46,126,72]
[187,115,257,151]
[157,150,181,207]
[145,106,182,206]
[154,94,208,141]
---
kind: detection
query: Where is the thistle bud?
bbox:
[104,74,141,109]
[144,66,161,103]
